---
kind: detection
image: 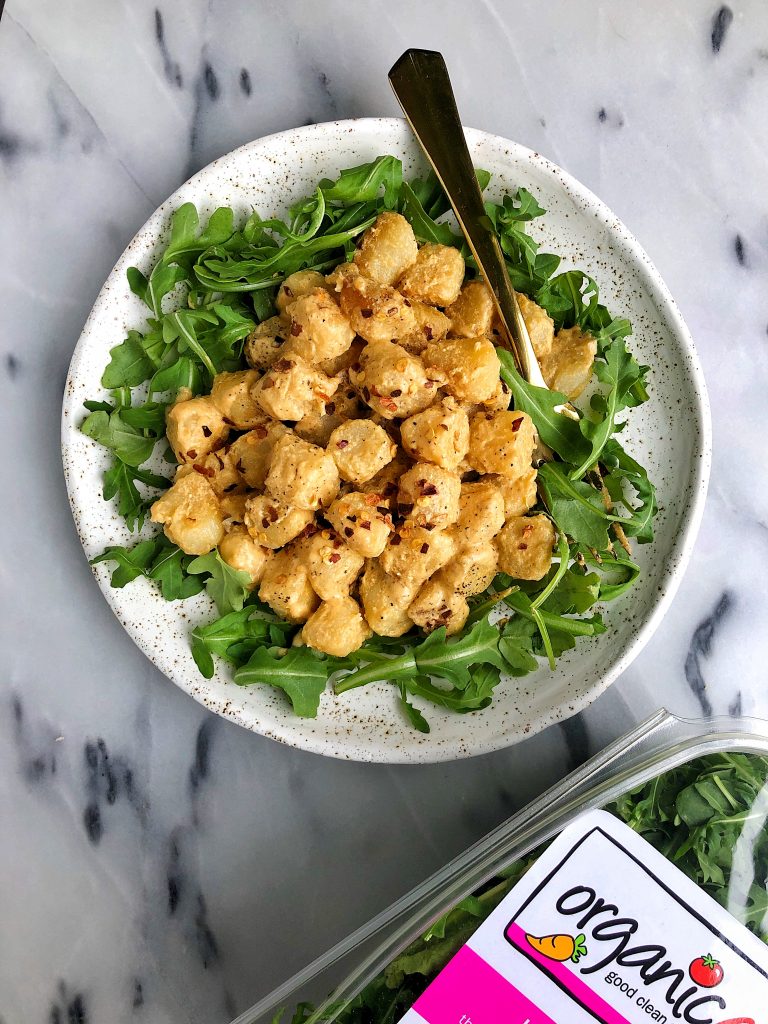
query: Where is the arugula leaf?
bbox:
[101,330,161,389]
[398,683,430,734]
[80,408,158,466]
[602,439,658,543]
[399,182,463,247]
[234,647,330,717]
[91,534,206,600]
[102,459,169,531]
[537,462,613,549]
[335,617,506,695]
[127,263,187,320]
[320,155,402,207]
[187,551,252,615]
[190,607,275,678]
[571,336,647,479]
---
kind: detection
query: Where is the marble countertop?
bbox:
[2,1,767,1021]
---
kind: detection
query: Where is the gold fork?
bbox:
[388,48,579,421]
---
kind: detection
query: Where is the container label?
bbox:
[398,809,768,1024]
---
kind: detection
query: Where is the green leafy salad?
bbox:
[80,155,657,729]
[272,752,768,1023]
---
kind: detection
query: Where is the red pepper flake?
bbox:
[186,449,197,460]
[511,416,524,432]
[348,514,357,523]
[518,543,528,550]
[421,482,438,496]
[386,306,398,316]
[344,526,354,538]
[261,379,275,389]
[501,381,510,394]
[441,608,453,619]
[361,308,373,319]
[275,358,294,371]
[390,534,402,546]
[403,298,411,307]
[381,398,398,413]
[360,520,371,530]
[213,453,224,469]
[201,425,212,438]
[235,459,245,473]
[328,552,341,563]
[261,517,271,529]
[283,285,293,297]
[390,388,402,397]
[290,322,303,336]
[301,523,318,538]
[376,505,389,515]
[423,324,434,340]
[332,537,342,549]
[364,492,381,506]
[424,380,435,389]
[325,401,336,415]
[439,423,449,431]
[420,542,430,553]
[267,506,279,523]
[193,464,215,478]
[336,439,350,449]
[254,425,268,439]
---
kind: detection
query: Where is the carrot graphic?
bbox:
[525,932,588,963]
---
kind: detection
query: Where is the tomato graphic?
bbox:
[689,954,724,987]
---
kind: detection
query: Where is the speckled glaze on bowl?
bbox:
[61,118,711,763]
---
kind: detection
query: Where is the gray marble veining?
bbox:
[1,0,767,1021]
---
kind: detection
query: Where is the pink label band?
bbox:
[413,944,556,1024]
[505,922,632,1024]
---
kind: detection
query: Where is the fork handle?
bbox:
[388,48,547,388]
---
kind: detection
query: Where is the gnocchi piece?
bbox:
[188,447,245,498]
[515,292,554,360]
[423,336,500,403]
[349,340,435,419]
[328,419,397,485]
[229,421,290,489]
[397,243,465,306]
[408,577,469,636]
[301,529,365,601]
[325,260,360,293]
[353,211,418,286]
[326,491,393,558]
[301,596,372,657]
[477,377,511,414]
[258,544,320,623]
[540,326,597,399]
[282,288,356,364]
[253,356,338,422]
[467,410,536,477]
[485,470,538,518]
[400,300,452,355]
[339,275,416,344]
[397,463,461,529]
[400,397,469,470]
[446,281,494,338]
[318,339,365,378]
[166,396,229,465]
[495,514,556,581]
[358,560,417,637]
[265,433,340,511]
[244,317,288,372]
[294,380,361,448]
[380,524,456,592]
[455,480,506,544]
[276,269,331,315]
[219,492,248,529]
[244,494,315,549]
[210,369,265,430]
[437,541,498,597]
[218,527,271,588]
[359,450,411,506]
[150,473,224,555]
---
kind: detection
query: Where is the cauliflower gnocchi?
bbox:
[156,213,562,657]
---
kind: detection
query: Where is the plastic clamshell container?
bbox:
[234,710,768,1023]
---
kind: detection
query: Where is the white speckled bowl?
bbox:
[61,118,711,763]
